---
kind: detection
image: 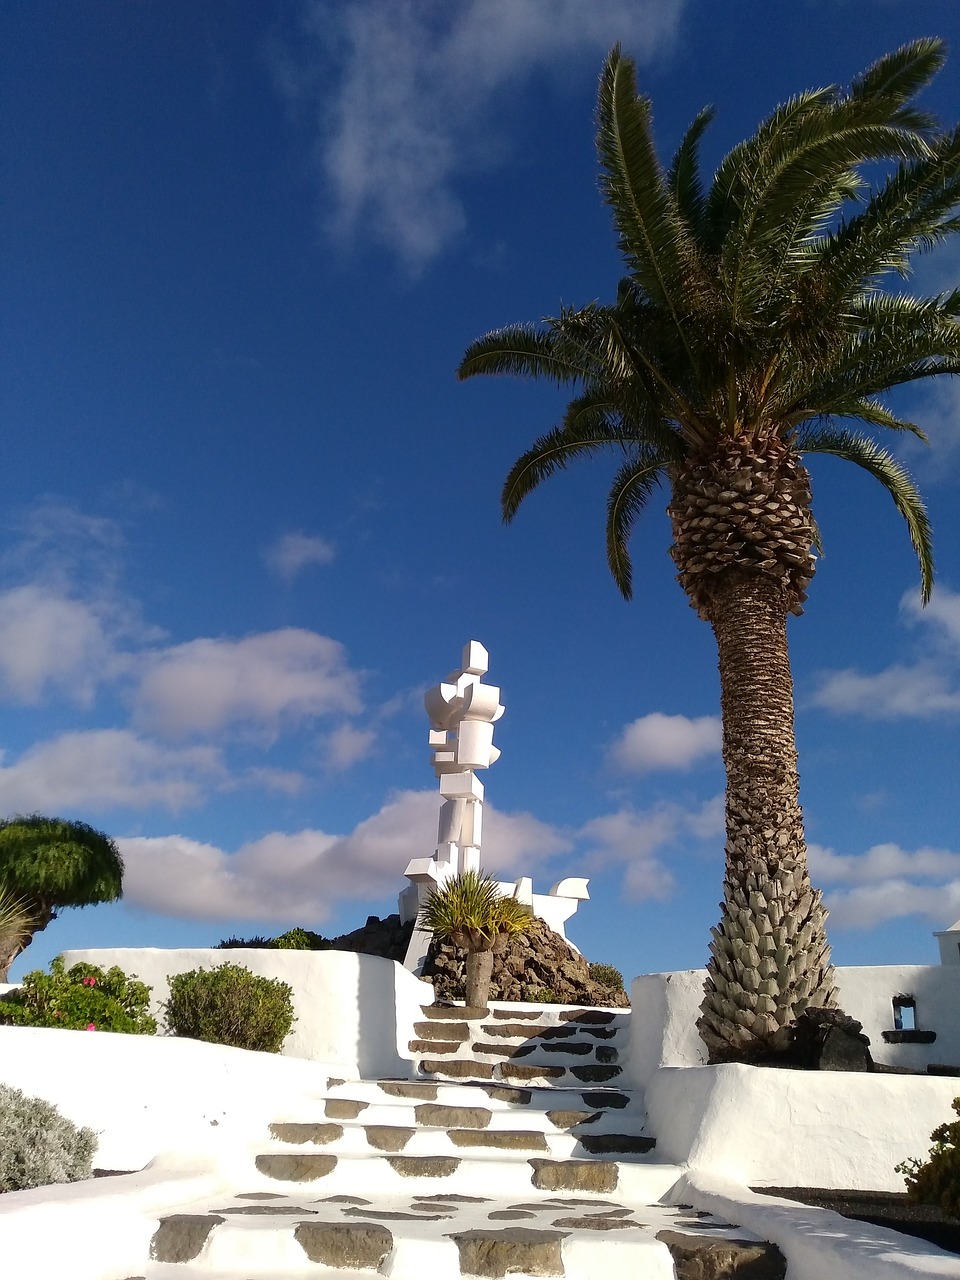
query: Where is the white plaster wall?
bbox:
[647,1063,960,1191]
[838,965,960,1070]
[626,970,708,1088]
[670,1171,960,1280]
[59,947,433,1079]
[628,964,960,1086]
[0,1024,334,1169]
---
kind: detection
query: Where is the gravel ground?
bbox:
[755,1187,960,1255]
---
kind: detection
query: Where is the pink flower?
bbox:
[82,977,96,987]
[53,1011,61,1019]
[86,1023,96,1031]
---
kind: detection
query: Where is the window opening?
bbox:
[893,996,916,1032]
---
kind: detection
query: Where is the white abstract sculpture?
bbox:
[425,639,504,876]
[399,642,590,973]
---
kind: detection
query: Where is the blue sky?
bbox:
[3,0,960,984]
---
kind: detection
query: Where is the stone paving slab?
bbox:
[146,1187,779,1278]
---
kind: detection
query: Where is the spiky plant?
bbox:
[0,886,31,983]
[420,870,533,1008]
[0,816,123,980]
[459,41,960,1061]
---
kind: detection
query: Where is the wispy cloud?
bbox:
[131,630,363,740]
[118,788,574,921]
[810,840,960,931]
[608,712,722,773]
[0,730,226,814]
[273,0,684,271]
[811,585,960,718]
[0,585,123,707]
[579,795,723,901]
[263,532,335,582]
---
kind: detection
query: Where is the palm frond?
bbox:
[458,325,586,385]
[668,106,715,234]
[501,413,625,522]
[799,427,934,601]
[605,455,668,599]
[596,47,703,369]
[818,125,960,293]
[850,38,945,130]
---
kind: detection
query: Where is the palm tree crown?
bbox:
[458,41,960,1060]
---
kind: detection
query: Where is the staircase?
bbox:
[137,1003,783,1278]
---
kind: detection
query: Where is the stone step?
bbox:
[143,1187,778,1279]
[480,1022,619,1041]
[327,1076,637,1114]
[320,1098,645,1136]
[262,1119,655,1162]
[243,1146,680,1203]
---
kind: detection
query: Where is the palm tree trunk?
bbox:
[465,948,494,1009]
[698,572,837,1062]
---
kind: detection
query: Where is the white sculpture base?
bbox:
[398,864,589,973]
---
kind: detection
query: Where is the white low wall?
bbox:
[669,1171,960,1280]
[628,964,960,1087]
[59,947,433,1079]
[647,1063,960,1191]
[0,1025,335,1169]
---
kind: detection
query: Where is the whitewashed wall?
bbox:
[647,1063,960,1191]
[0,1024,336,1170]
[627,965,960,1088]
[58,947,433,1079]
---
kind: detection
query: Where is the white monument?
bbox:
[399,641,589,972]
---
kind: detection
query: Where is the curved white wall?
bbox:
[59,947,433,1079]
[0,1024,334,1169]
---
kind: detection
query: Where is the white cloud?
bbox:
[903,585,960,653]
[0,730,226,814]
[810,663,960,718]
[132,629,363,739]
[808,840,960,930]
[325,723,376,769]
[118,788,573,922]
[578,796,722,901]
[609,712,722,773]
[276,0,684,270]
[0,586,117,706]
[811,585,960,719]
[263,533,335,582]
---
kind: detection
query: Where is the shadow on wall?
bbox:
[56,947,433,1080]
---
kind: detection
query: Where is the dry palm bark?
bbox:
[668,438,837,1055]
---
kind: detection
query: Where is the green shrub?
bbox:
[163,963,296,1053]
[270,927,331,950]
[896,1096,960,1217]
[530,987,563,1004]
[0,1083,97,1192]
[588,962,625,992]
[0,956,156,1034]
[216,927,331,950]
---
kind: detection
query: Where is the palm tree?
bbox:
[459,41,960,1062]
[419,870,533,1008]
[0,816,124,980]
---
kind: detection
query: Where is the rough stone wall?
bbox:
[421,918,628,1008]
[330,915,413,963]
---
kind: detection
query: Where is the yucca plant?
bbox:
[420,870,533,1008]
[460,41,960,1061]
[0,885,31,982]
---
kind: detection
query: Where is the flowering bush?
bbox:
[0,1083,96,1192]
[0,957,156,1034]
